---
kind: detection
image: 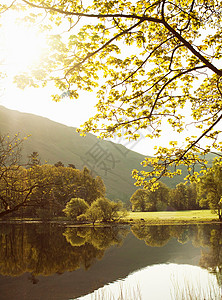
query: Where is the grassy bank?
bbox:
[1,210,220,226]
[122,210,220,225]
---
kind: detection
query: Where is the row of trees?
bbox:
[130,181,198,212]
[0,162,106,219]
[130,158,222,219]
[0,134,107,218]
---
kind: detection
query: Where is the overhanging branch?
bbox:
[161,0,222,77]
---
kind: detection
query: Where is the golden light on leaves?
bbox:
[0,0,221,190]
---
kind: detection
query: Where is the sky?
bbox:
[0,7,194,157]
[80,263,220,300]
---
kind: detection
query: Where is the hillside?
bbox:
[0,105,216,204]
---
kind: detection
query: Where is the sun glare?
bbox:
[2,17,47,76]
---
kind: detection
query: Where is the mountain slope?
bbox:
[0,105,146,203]
[0,105,215,204]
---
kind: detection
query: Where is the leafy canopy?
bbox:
[198,158,222,219]
[1,0,222,188]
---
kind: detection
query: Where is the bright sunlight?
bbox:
[1,14,47,77]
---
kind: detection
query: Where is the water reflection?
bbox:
[130,223,222,288]
[77,264,221,300]
[0,223,221,300]
[0,224,129,276]
[64,226,129,250]
[131,224,198,247]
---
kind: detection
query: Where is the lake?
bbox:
[0,222,221,299]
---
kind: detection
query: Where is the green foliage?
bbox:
[63,197,89,220]
[130,182,169,212]
[76,167,106,205]
[0,133,34,216]
[5,0,222,189]
[197,158,222,219]
[169,182,199,211]
[130,167,219,213]
[79,197,126,224]
[27,151,41,166]
[54,161,64,167]
[130,189,148,212]
[0,135,106,218]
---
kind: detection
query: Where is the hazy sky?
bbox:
[0,9,192,156]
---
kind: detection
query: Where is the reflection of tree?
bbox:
[64,226,129,250]
[199,224,222,289]
[131,224,200,247]
[131,225,172,247]
[131,224,198,247]
[0,224,129,277]
[131,223,222,289]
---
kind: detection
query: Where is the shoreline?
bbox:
[0,210,221,226]
[0,219,220,226]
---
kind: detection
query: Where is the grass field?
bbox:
[122,210,220,225]
[1,210,220,226]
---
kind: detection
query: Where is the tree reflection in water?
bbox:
[0,224,129,277]
[131,223,222,290]
[0,222,221,292]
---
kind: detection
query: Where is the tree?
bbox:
[68,163,76,169]
[186,182,199,210]
[54,161,64,167]
[0,158,107,218]
[74,167,106,205]
[0,134,41,217]
[197,158,222,220]
[130,182,169,211]
[79,197,125,224]
[130,189,149,212]
[169,182,199,211]
[2,0,222,189]
[146,181,170,211]
[63,197,89,220]
[0,133,23,168]
[27,151,41,166]
[78,204,100,226]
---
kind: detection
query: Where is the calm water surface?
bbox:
[0,223,221,300]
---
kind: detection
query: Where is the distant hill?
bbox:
[0,105,216,204]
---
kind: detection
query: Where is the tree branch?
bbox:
[21,0,162,22]
[179,113,222,160]
[65,19,145,76]
[112,36,174,89]
[0,0,17,14]
[149,65,206,116]
[161,0,222,76]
